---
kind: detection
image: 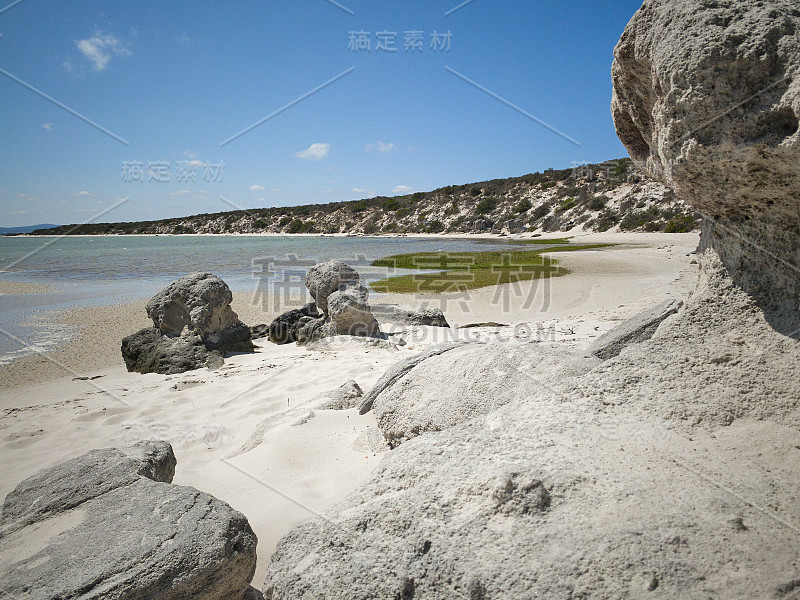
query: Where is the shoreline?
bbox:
[0,231,699,390]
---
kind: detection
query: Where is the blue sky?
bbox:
[0,0,643,227]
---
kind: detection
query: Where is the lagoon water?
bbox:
[0,235,518,366]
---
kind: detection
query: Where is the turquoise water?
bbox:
[0,234,518,366]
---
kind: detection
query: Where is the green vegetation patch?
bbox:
[369,241,613,294]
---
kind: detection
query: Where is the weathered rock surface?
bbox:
[371,304,451,328]
[312,380,363,410]
[611,0,800,333]
[121,328,224,374]
[122,273,254,374]
[147,272,254,352]
[327,283,381,337]
[304,260,360,316]
[1,441,257,600]
[358,343,465,414]
[363,342,601,447]
[586,298,682,360]
[268,303,321,344]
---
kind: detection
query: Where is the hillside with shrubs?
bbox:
[32,159,699,236]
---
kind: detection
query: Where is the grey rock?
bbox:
[146,273,252,351]
[586,299,682,360]
[1,441,257,600]
[123,273,254,374]
[313,380,363,410]
[611,0,800,333]
[268,302,321,344]
[327,283,381,338]
[1,441,176,535]
[358,342,466,414]
[304,260,359,316]
[121,327,224,375]
[371,304,451,328]
[366,343,600,447]
[295,316,334,345]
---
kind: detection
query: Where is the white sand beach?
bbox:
[0,232,701,582]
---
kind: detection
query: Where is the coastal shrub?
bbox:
[426,220,445,233]
[664,213,697,233]
[279,216,292,227]
[644,220,664,232]
[620,206,660,230]
[531,203,551,221]
[589,196,607,211]
[558,197,577,211]
[445,204,459,216]
[288,219,314,233]
[515,198,532,213]
[411,192,426,202]
[350,201,368,213]
[594,209,620,232]
[470,187,481,196]
[476,197,498,215]
[396,207,411,218]
[254,219,268,228]
[383,222,398,233]
[557,185,581,199]
[382,198,401,211]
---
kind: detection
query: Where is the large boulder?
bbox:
[611,0,800,333]
[121,328,224,374]
[361,342,600,447]
[122,273,254,374]
[327,283,381,337]
[304,260,360,316]
[146,272,254,353]
[0,441,257,600]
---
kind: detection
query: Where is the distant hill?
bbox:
[1,224,60,235]
[31,159,699,236]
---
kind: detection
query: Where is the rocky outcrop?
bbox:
[122,273,254,374]
[371,304,451,328]
[1,441,257,600]
[361,342,600,448]
[305,260,360,316]
[586,298,682,360]
[611,0,800,334]
[268,261,381,345]
[268,302,321,344]
[326,283,380,337]
[312,380,363,410]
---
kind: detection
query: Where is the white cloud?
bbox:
[77,190,91,196]
[175,32,191,44]
[42,123,53,130]
[10,209,29,215]
[170,190,191,197]
[75,30,131,71]
[391,185,416,195]
[366,141,396,154]
[249,184,265,191]
[295,143,330,161]
[352,187,377,197]
[183,151,199,159]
